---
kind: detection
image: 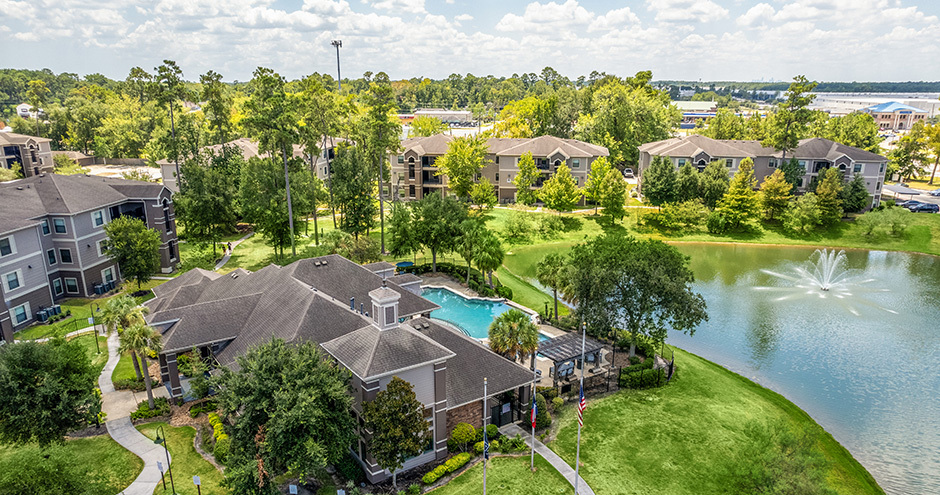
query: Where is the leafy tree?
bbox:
[119,323,162,409]
[815,168,844,225]
[52,153,88,175]
[600,167,628,224]
[926,123,940,185]
[779,157,805,192]
[488,309,539,362]
[304,175,329,245]
[539,163,581,213]
[175,152,239,255]
[641,155,676,206]
[842,173,870,213]
[154,61,188,180]
[699,160,730,208]
[469,177,497,211]
[474,229,504,287]
[675,162,700,202]
[783,193,822,234]
[102,216,161,289]
[388,201,420,262]
[410,115,448,137]
[584,156,612,214]
[295,76,342,225]
[213,339,356,495]
[200,70,233,146]
[435,134,490,200]
[512,151,540,205]
[814,112,881,153]
[501,210,533,245]
[759,169,793,221]
[412,193,467,271]
[239,156,312,258]
[698,108,745,140]
[567,234,707,355]
[536,253,566,321]
[26,79,50,136]
[764,75,818,162]
[457,219,484,283]
[715,157,759,230]
[534,393,551,429]
[359,75,402,253]
[0,338,96,446]
[0,162,20,181]
[362,377,430,491]
[99,295,150,381]
[330,145,376,240]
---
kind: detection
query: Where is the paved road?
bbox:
[499,423,596,495]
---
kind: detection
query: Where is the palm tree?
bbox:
[120,323,163,408]
[488,309,539,363]
[100,295,150,381]
[474,230,504,288]
[536,253,566,321]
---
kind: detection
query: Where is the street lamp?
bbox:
[154,426,176,494]
[91,302,102,354]
[331,40,342,92]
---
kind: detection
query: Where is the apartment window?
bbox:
[12,303,30,325]
[495,173,499,182]
[879,164,885,173]
[397,155,404,163]
[677,158,687,167]
[725,158,733,168]
[854,163,862,173]
[168,240,177,261]
[59,248,73,264]
[572,159,581,168]
[52,278,63,296]
[768,158,777,168]
[0,237,13,257]
[409,185,415,197]
[495,157,500,164]
[64,278,79,294]
[41,219,50,235]
[97,239,106,257]
[92,210,105,227]
[163,199,173,232]
[4,270,22,291]
[47,249,56,266]
[877,182,881,190]
[53,218,67,234]
[102,267,114,284]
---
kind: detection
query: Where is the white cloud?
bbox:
[589,7,640,32]
[646,0,728,23]
[736,3,774,27]
[496,0,594,33]
[454,13,472,21]
[369,0,424,14]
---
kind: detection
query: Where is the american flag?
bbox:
[577,385,587,427]
[531,395,537,429]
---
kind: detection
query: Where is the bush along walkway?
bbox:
[98,332,174,495]
[500,423,596,495]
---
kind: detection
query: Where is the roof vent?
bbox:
[16,186,22,190]
[314,261,321,267]
[321,260,328,265]
[231,273,239,279]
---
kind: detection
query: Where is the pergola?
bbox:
[538,333,606,387]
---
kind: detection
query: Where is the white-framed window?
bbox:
[854,163,862,173]
[92,210,105,227]
[12,302,30,325]
[677,158,687,167]
[0,236,14,257]
[40,219,50,235]
[572,159,581,168]
[52,278,63,296]
[53,218,67,234]
[64,277,79,294]
[102,266,114,284]
[768,158,777,168]
[97,239,106,257]
[59,248,73,264]
[3,269,23,292]
[725,158,733,167]
[47,249,56,266]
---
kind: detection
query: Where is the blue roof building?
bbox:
[862,101,927,131]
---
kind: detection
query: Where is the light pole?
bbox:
[154,426,176,494]
[91,302,101,354]
[331,40,342,92]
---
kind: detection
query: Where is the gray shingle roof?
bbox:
[321,323,454,380]
[0,132,51,145]
[400,134,608,158]
[639,135,886,163]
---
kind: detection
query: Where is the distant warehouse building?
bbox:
[414,108,473,125]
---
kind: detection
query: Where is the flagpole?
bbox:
[573,322,586,495]
[483,377,488,495]
[531,353,537,471]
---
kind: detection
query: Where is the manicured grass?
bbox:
[430,455,572,495]
[136,422,228,495]
[0,434,144,493]
[112,351,141,382]
[549,346,883,495]
[69,333,109,375]
[888,178,939,191]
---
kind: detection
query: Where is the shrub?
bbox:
[407,484,421,495]
[213,434,230,464]
[335,452,364,483]
[474,441,484,454]
[503,211,533,243]
[113,378,147,392]
[486,424,499,441]
[706,210,729,234]
[130,397,171,420]
[189,401,217,418]
[508,435,528,452]
[176,353,193,376]
[443,452,472,473]
[628,355,642,366]
[422,464,448,485]
[450,422,476,451]
[537,215,565,239]
[551,397,564,410]
[535,394,551,430]
[536,386,558,401]
[489,440,500,452]
[495,285,513,299]
[620,368,666,389]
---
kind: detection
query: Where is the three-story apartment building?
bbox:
[390,134,609,203]
[1,132,54,178]
[0,174,178,342]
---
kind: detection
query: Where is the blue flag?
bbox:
[483,423,490,459]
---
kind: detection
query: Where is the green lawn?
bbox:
[430,455,572,495]
[888,178,939,191]
[69,333,109,375]
[549,346,883,495]
[0,434,143,493]
[112,351,145,383]
[136,422,228,495]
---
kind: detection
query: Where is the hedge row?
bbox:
[421,452,472,485]
[400,263,512,299]
[208,412,230,464]
[619,367,666,390]
[130,397,170,420]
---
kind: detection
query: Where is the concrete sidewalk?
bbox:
[500,423,596,495]
[214,232,254,270]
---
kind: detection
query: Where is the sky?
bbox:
[2,0,940,83]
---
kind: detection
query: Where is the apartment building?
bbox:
[145,255,532,483]
[637,135,888,209]
[0,174,178,342]
[390,134,609,203]
[1,132,54,178]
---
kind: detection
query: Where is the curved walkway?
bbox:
[214,232,254,270]
[499,423,596,495]
[98,332,172,495]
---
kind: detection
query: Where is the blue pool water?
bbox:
[421,288,512,339]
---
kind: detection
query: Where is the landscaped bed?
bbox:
[136,421,228,495]
[549,346,883,495]
[428,454,572,495]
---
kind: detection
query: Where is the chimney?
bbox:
[368,280,401,331]
[350,297,355,311]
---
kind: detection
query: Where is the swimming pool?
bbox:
[421,287,513,339]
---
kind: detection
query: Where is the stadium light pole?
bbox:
[331,40,342,92]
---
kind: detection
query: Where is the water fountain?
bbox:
[755,248,897,315]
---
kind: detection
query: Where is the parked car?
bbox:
[896,199,924,208]
[623,168,635,178]
[909,203,939,213]
[929,189,940,197]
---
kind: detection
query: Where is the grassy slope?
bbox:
[136,422,228,495]
[549,347,883,495]
[0,435,143,494]
[430,455,573,495]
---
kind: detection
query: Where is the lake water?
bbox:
[667,243,940,495]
